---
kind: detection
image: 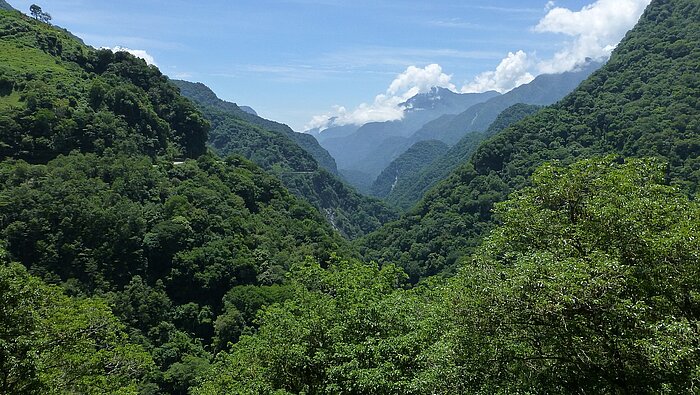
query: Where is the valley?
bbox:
[0,0,698,393]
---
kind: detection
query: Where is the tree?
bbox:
[427,157,700,393]
[29,4,51,24]
[29,4,41,19]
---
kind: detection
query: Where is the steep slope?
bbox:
[0,10,353,392]
[359,0,700,282]
[370,139,449,199]
[412,62,602,145]
[175,83,319,173]
[0,12,208,162]
[197,157,700,394]
[318,89,499,187]
[386,104,541,210]
[173,80,339,175]
[175,80,398,239]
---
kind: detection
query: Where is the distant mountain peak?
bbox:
[402,87,499,113]
[0,0,16,11]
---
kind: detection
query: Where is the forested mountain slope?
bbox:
[359,0,700,282]
[198,156,700,394]
[0,9,353,392]
[370,139,449,199]
[386,103,541,210]
[175,80,398,239]
[174,80,339,175]
[0,12,209,162]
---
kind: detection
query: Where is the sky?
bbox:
[8,0,651,131]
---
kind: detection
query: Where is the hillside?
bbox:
[175,80,398,239]
[412,61,602,145]
[0,11,208,162]
[359,0,700,282]
[386,103,541,210]
[174,82,319,172]
[370,139,449,199]
[197,156,700,394]
[0,9,354,392]
[173,80,339,175]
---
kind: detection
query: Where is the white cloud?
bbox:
[461,0,650,93]
[106,46,157,66]
[306,64,455,130]
[535,0,651,73]
[461,50,534,93]
[308,0,652,129]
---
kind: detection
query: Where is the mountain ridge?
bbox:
[318,89,499,188]
[174,79,398,239]
[174,80,339,175]
[411,61,603,145]
[359,0,700,281]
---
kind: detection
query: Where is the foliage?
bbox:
[194,256,432,395]
[195,157,700,394]
[175,80,398,239]
[424,157,700,393]
[360,0,700,282]
[0,258,155,394]
[370,139,448,199]
[0,10,208,162]
[173,80,339,175]
[0,151,350,390]
[29,4,51,23]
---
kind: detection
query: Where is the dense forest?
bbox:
[0,7,350,393]
[370,139,448,199]
[359,0,700,282]
[1,0,699,393]
[385,103,541,210]
[174,80,398,239]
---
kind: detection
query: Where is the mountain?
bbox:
[0,9,354,392]
[173,80,319,173]
[316,89,499,187]
[239,105,257,115]
[0,0,15,11]
[359,0,700,282]
[0,16,208,162]
[174,80,398,239]
[370,139,449,199]
[412,61,602,145]
[386,103,542,210]
[308,121,360,143]
[173,80,339,175]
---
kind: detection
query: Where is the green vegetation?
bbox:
[1,0,699,393]
[0,10,208,162]
[386,103,541,210]
[173,80,339,175]
[370,139,448,199]
[1,257,155,394]
[0,151,349,392]
[195,157,700,394]
[360,0,700,282]
[175,80,398,239]
[0,10,350,392]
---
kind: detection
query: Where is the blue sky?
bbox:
[9,0,650,130]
